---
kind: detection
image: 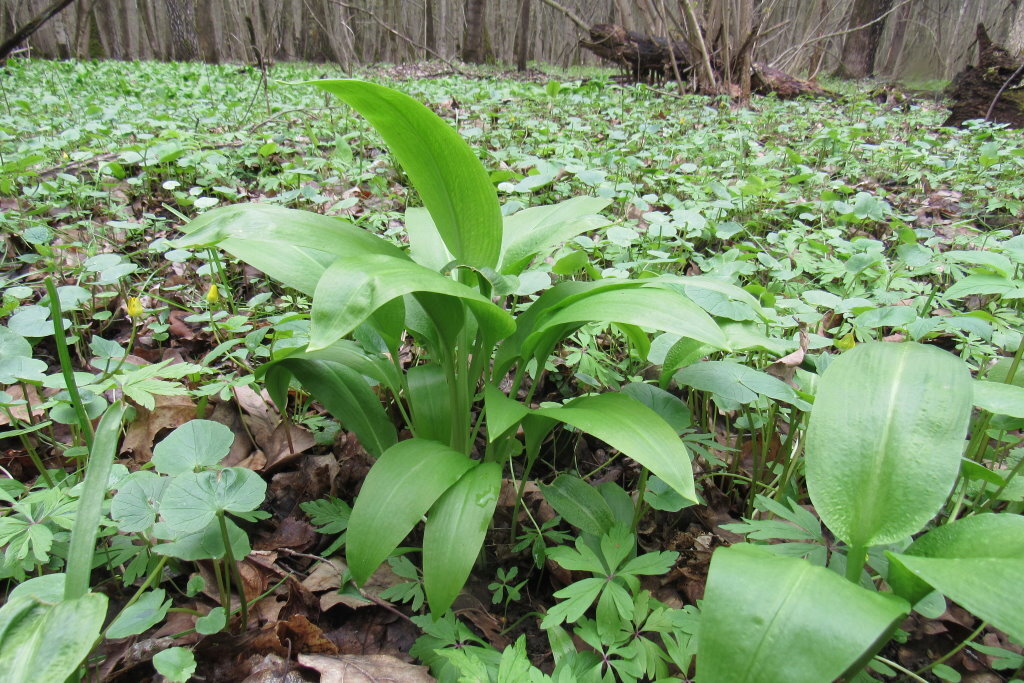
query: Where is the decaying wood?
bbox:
[579,23,827,99]
[944,24,1024,128]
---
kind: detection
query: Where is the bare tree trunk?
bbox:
[880,0,912,76]
[0,0,78,62]
[425,0,436,53]
[164,0,199,61]
[1008,0,1024,57]
[832,0,893,78]
[461,0,487,62]
[513,0,531,70]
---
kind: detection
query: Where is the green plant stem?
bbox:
[212,556,229,616]
[170,574,290,640]
[3,403,55,487]
[912,620,986,678]
[44,276,94,450]
[218,511,248,632]
[631,469,649,533]
[976,453,1024,514]
[875,655,928,682]
[844,543,868,584]
[102,555,169,637]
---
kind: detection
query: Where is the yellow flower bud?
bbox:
[205,284,220,305]
[126,297,144,319]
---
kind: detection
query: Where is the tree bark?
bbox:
[879,0,911,76]
[832,0,894,78]
[513,0,532,71]
[0,0,77,63]
[164,0,199,61]
[461,0,488,62]
[1008,0,1024,57]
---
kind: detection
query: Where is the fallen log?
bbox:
[579,23,828,99]
[944,24,1024,128]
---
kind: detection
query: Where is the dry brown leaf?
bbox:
[298,654,433,683]
[256,515,317,553]
[0,384,45,425]
[120,394,197,462]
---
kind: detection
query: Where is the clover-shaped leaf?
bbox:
[159,468,266,533]
[151,420,234,475]
[111,471,169,533]
[153,517,251,561]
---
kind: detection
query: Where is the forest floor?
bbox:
[1,58,1023,682]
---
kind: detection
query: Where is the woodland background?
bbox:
[4,0,1024,83]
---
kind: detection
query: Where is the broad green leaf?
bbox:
[308,254,514,351]
[674,361,807,408]
[982,357,1024,386]
[886,514,1024,641]
[310,79,502,269]
[621,382,691,433]
[526,286,727,360]
[151,419,234,475]
[805,342,971,547]
[0,325,31,360]
[540,474,615,536]
[153,647,197,682]
[697,544,907,683]
[264,358,396,458]
[0,592,108,683]
[944,250,1013,278]
[347,439,476,585]
[973,379,1024,417]
[669,275,771,321]
[499,196,611,275]
[111,471,169,532]
[405,206,451,271]
[160,468,267,533]
[944,274,1024,300]
[153,517,251,561]
[535,393,696,504]
[106,588,171,638]
[174,203,406,295]
[407,364,452,444]
[423,462,501,614]
[65,402,127,600]
[483,383,529,441]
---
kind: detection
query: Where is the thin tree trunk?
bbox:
[164,0,199,61]
[513,0,531,71]
[832,0,894,78]
[880,0,912,76]
[461,0,487,62]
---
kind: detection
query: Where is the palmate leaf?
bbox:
[805,342,972,547]
[159,468,267,534]
[697,544,908,683]
[308,79,502,270]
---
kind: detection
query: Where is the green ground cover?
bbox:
[1,58,1023,682]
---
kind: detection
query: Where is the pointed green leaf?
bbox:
[174,203,406,295]
[525,286,727,361]
[423,462,501,614]
[535,393,696,505]
[483,383,529,441]
[309,254,513,351]
[309,79,502,269]
[407,364,453,444]
[697,544,908,683]
[106,588,171,638]
[805,343,971,547]
[499,197,611,275]
[973,379,1024,417]
[0,592,108,683]
[886,513,1024,641]
[539,474,615,536]
[347,439,476,585]
[265,358,397,458]
[674,361,807,408]
[944,274,1024,300]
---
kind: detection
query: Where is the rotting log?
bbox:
[579,23,828,99]
[944,24,1024,128]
